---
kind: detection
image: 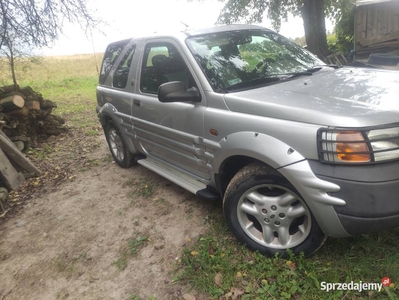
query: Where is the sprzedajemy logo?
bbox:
[320,277,392,293]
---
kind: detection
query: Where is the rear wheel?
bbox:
[105,120,134,168]
[223,164,326,257]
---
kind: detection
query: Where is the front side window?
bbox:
[99,40,129,84]
[140,43,194,94]
[113,44,136,89]
[186,30,325,92]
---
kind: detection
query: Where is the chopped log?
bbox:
[0,95,25,112]
[0,85,19,95]
[41,99,57,110]
[0,147,25,190]
[0,187,8,212]
[7,106,29,116]
[9,135,31,142]
[25,100,40,110]
[20,86,42,100]
[0,131,40,176]
[9,136,30,151]
[13,141,25,151]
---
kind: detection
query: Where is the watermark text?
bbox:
[320,281,383,293]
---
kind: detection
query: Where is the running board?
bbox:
[137,157,213,197]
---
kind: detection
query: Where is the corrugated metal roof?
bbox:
[356,0,397,6]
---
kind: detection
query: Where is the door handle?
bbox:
[133,99,140,107]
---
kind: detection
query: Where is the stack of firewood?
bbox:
[0,85,67,206]
[0,85,67,150]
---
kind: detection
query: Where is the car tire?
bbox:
[223,163,326,257]
[105,120,135,168]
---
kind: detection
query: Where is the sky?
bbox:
[38,0,333,56]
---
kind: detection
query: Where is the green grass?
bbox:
[112,233,148,271]
[175,210,399,299]
[55,252,87,278]
[124,178,158,199]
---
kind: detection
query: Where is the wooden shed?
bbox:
[354,0,399,60]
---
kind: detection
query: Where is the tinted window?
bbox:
[140,43,194,94]
[113,44,136,89]
[99,40,129,84]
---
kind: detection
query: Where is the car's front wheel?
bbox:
[223,164,326,257]
[105,120,134,168]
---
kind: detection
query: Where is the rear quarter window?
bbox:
[113,44,136,89]
[99,40,129,84]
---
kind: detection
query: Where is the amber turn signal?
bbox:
[336,131,370,162]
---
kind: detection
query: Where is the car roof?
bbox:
[183,24,271,37]
[109,24,273,46]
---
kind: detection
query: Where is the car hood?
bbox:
[223,67,399,127]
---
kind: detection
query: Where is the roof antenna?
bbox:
[180,21,189,29]
[89,28,100,76]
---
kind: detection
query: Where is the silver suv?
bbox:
[96,24,399,256]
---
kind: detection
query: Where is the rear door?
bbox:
[132,39,210,180]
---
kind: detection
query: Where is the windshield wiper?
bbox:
[306,66,323,73]
[310,64,342,71]
[225,65,328,91]
[275,66,324,78]
[263,71,314,79]
[283,71,313,77]
[226,76,281,91]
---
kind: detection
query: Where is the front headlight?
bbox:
[368,127,399,161]
[318,126,399,164]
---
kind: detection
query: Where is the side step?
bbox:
[136,157,219,201]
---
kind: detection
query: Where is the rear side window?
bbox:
[113,44,136,89]
[99,40,129,84]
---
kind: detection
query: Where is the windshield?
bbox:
[186,29,325,92]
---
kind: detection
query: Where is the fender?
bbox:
[97,102,119,126]
[213,131,305,172]
[97,103,139,155]
[212,131,348,238]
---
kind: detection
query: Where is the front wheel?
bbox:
[105,120,134,168]
[223,164,326,257]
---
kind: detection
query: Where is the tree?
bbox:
[334,2,355,56]
[0,0,99,88]
[214,0,351,60]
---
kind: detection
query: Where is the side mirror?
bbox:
[158,81,201,103]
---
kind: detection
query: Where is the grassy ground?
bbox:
[175,208,399,299]
[1,55,398,300]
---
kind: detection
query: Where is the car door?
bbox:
[132,39,210,180]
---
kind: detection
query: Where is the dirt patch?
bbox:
[0,127,219,299]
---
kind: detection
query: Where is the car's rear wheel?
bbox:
[105,120,134,168]
[223,163,326,257]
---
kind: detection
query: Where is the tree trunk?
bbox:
[301,0,329,60]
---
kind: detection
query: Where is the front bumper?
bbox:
[308,160,399,235]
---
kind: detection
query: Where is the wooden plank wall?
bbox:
[355,1,399,49]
